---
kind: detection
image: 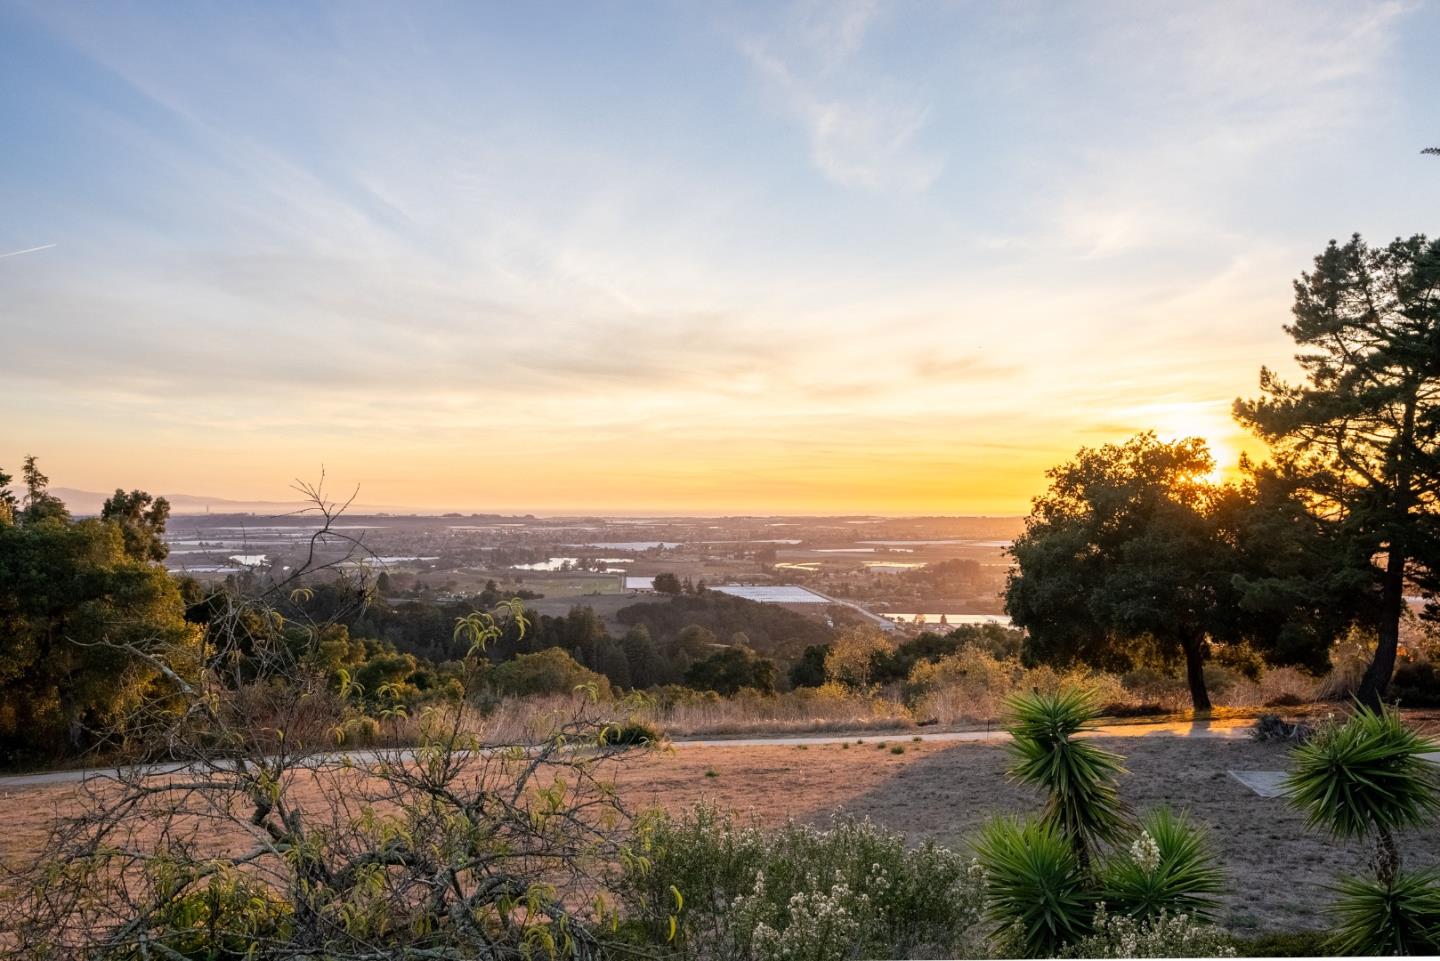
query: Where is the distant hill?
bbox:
[8,487,411,516]
[48,488,311,515]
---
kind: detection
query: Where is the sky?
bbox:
[1,0,1437,515]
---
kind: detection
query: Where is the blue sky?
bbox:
[1,0,1437,513]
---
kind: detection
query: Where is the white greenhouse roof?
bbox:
[711,585,829,604]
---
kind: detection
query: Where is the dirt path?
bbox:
[0,716,1255,789]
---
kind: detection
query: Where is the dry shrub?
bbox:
[906,648,1130,726]
[636,683,913,737]
[1120,666,1190,707]
[1222,666,1322,708]
[1319,626,1379,700]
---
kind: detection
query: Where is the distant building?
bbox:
[624,575,656,592]
[710,585,829,605]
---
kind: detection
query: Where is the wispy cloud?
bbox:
[1029,0,1415,259]
[735,1,942,192]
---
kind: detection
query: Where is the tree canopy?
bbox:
[1235,233,1440,707]
[1007,423,1384,710]
[1005,434,1226,708]
[0,461,201,764]
[683,643,776,695]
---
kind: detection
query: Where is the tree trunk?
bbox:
[1357,544,1405,710]
[1375,824,1399,887]
[1183,637,1212,711]
[1358,386,1416,712]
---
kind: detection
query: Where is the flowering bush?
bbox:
[730,871,867,961]
[619,805,987,960]
[1062,905,1236,958]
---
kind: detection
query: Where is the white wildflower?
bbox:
[1130,829,1162,873]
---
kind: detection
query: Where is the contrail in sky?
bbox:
[0,243,57,259]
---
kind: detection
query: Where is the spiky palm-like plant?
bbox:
[1284,705,1440,955]
[1005,688,1133,868]
[975,816,1094,958]
[1283,704,1440,885]
[1328,870,1440,955]
[1097,807,1224,923]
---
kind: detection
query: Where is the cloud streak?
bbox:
[0,243,56,259]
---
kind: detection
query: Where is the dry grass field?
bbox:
[4,733,1435,935]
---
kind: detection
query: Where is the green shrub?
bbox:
[1283,704,1440,954]
[151,869,293,959]
[1283,704,1439,878]
[684,645,777,695]
[982,687,1227,958]
[1263,692,1306,708]
[604,719,660,746]
[1202,664,1240,698]
[620,805,987,960]
[339,715,381,746]
[1211,641,1265,682]
[1389,661,1440,708]
[491,647,612,698]
[1328,870,1440,956]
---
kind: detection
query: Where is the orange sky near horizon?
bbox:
[10,390,1274,516]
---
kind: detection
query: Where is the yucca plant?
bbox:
[1283,704,1440,955]
[1283,704,1440,885]
[1327,869,1440,956]
[975,816,1094,958]
[1097,807,1224,923]
[1005,688,1133,868]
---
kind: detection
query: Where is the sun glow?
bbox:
[1123,401,1244,485]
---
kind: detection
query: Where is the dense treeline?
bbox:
[615,591,835,660]
[0,458,202,766]
[270,580,815,696]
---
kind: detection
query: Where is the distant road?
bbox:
[806,588,904,632]
[0,718,1255,790]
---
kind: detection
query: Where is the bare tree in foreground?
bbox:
[1,480,653,960]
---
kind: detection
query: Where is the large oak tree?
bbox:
[1005,434,1366,710]
[1005,434,1225,709]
